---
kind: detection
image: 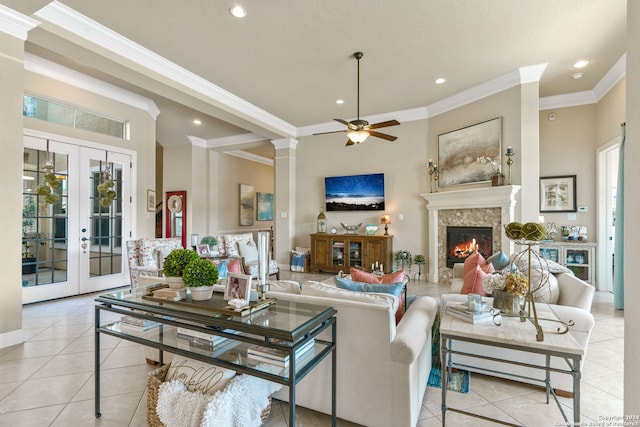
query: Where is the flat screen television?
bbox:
[324,173,385,211]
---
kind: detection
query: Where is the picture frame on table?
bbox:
[540,175,577,213]
[437,117,502,187]
[225,273,252,303]
[196,244,210,257]
[146,189,156,212]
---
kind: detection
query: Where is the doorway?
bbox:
[22,134,132,304]
[597,137,620,293]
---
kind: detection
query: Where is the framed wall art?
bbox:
[239,184,254,226]
[437,117,502,187]
[256,192,274,221]
[146,189,156,212]
[540,175,577,212]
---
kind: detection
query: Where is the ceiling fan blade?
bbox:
[369,130,397,142]
[345,139,355,146]
[367,119,400,130]
[313,129,346,136]
[334,118,358,130]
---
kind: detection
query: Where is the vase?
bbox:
[491,175,505,186]
[492,289,521,314]
[189,285,214,301]
[166,276,185,289]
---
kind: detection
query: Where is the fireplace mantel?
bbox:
[421,185,521,282]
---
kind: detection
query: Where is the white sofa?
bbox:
[265,280,439,427]
[444,263,596,393]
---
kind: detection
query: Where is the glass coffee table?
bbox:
[94,285,337,426]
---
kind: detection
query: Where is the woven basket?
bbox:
[146,364,271,426]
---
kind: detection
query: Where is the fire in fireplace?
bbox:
[446,226,493,268]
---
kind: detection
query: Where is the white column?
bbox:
[272,138,298,268]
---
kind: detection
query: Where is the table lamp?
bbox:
[380,215,391,236]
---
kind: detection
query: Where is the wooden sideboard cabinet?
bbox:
[310,233,393,274]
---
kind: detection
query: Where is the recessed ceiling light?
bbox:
[193,119,202,125]
[435,77,447,85]
[229,5,246,18]
[335,99,344,105]
[572,72,584,80]
[572,59,590,69]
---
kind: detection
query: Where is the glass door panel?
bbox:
[332,240,345,267]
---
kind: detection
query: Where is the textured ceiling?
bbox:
[2,0,628,148]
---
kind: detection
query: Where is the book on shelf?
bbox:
[446,302,494,324]
[176,327,240,345]
[120,315,161,331]
[151,288,186,301]
[246,339,315,366]
[120,322,161,335]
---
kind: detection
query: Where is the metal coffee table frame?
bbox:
[440,312,583,426]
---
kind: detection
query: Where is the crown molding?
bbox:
[0,4,39,40]
[205,133,266,148]
[539,91,598,111]
[186,136,207,148]
[223,150,273,166]
[34,1,295,138]
[593,53,626,101]
[25,53,160,118]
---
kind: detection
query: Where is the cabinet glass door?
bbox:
[349,241,362,269]
[539,248,559,263]
[332,240,345,267]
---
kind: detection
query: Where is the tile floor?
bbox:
[0,272,623,426]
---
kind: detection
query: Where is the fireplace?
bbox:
[446,226,493,268]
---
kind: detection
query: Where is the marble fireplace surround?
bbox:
[421,185,521,283]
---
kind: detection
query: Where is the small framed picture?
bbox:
[225,273,252,303]
[540,175,577,213]
[196,244,210,257]
[365,224,378,235]
[146,189,156,212]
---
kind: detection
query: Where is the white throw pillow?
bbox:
[237,240,259,263]
[165,355,236,395]
[530,268,560,304]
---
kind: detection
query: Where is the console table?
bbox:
[440,304,584,426]
[310,233,393,273]
[94,286,337,426]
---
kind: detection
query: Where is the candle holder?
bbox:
[505,148,515,185]
[427,162,439,193]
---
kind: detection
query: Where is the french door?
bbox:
[22,135,132,304]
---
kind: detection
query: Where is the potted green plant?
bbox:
[163,248,199,288]
[182,258,219,300]
[200,235,218,252]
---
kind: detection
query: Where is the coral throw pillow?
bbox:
[461,263,494,296]
[349,267,405,284]
[463,251,487,276]
[226,258,241,274]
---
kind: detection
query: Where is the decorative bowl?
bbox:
[341,223,362,235]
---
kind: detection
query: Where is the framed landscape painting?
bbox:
[239,184,254,226]
[256,192,274,221]
[437,117,502,187]
[540,175,577,212]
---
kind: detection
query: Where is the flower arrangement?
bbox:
[182,258,218,287]
[200,236,218,249]
[413,254,426,264]
[476,155,503,177]
[482,271,529,297]
[394,250,412,265]
[163,248,200,278]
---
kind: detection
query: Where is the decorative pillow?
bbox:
[463,251,487,276]
[237,241,259,263]
[295,246,311,255]
[216,235,227,256]
[334,275,405,323]
[531,268,560,304]
[349,267,405,284]
[139,238,160,269]
[165,355,236,395]
[301,281,398,313]
[487,251,510,271]
[224,233,254,257]
[227,258,241,274]
[215,259,229,279]
[461,264,493,296]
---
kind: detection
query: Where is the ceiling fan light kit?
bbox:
[314,51,400,146]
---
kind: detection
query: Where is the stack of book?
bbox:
[119,315,161,334]
[176,327,240,351]
[247,339,315,367]
[446,302,494,324]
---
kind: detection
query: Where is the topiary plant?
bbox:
[414,254,426,264]
[182,258,218,287]
[200,235,218,249]
[163,249,199,278]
